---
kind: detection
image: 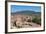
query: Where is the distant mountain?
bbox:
[11,10,41,15]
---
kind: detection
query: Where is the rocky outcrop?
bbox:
[11,15,32,28]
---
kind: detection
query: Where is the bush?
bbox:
[27,19,31,22]
[32,17,41,25]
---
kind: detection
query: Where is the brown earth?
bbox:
[11,14,41,29]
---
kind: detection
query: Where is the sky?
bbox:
[11,5,41,13]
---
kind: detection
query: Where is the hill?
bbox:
[11,10,41,16]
